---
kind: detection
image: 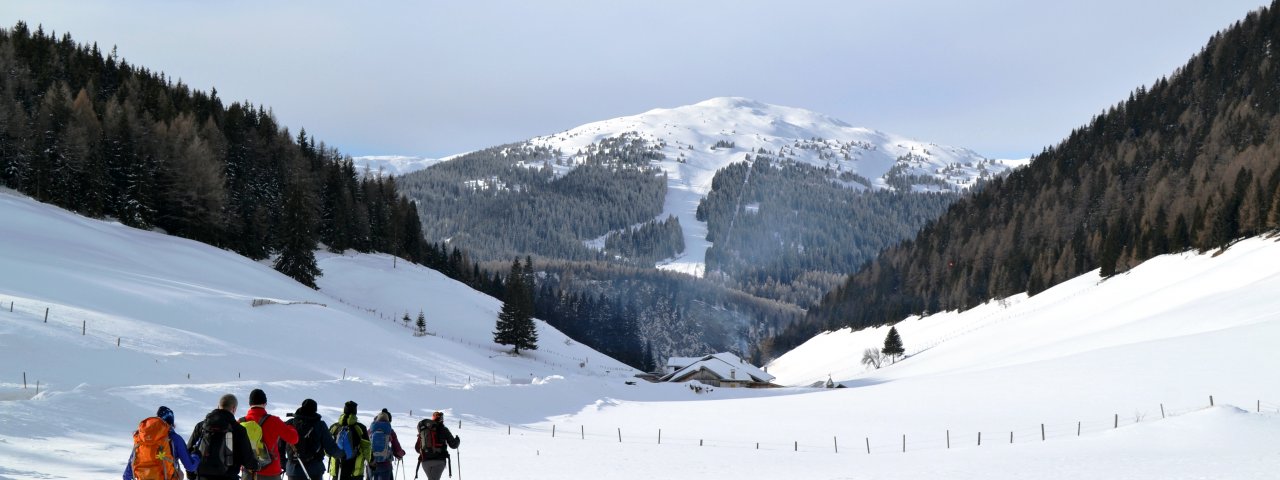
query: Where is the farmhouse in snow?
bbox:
[659,352,776,388]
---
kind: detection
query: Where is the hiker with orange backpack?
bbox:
[240,388,299,480]
[124,406,200,480]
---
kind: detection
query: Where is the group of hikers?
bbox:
[124,389,461,480]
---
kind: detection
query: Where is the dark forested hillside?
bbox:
[397,135,668,261]
[774,3,1280,353]
[696,154,962,306]
[0,22,431,282]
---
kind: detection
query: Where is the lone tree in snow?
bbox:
[402,312,411,329]
[415,310,427,336]
[494,257,538,354]
[861,347,884,369]
[882,326,905,363]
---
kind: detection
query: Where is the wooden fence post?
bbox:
[794,441,797,452]
[23,372,26,389]
[1161,403,1165,419]
[45,308,50,323]
[902,434,906,452]
[1009,431,1013,444]
[658,429,661,445]
[946,429,950,449]
[1114,414,1118,429]
[866,437,870,454]
[342,368,347,380]
[978,432,982,446]
[617,428,621,442]
[552,425,556,438]
[82,320,85,335]
[1041,424,1045,441]
[1077,421,1081,436]
[581,425,584,440]
[834,436,838,453]
[1210,395,1214,407]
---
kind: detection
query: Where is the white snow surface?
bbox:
[350,155,443,177]
[528,97,1018,276]
[3,189,1280,479]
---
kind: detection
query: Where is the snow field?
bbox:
[4,188,1280,478]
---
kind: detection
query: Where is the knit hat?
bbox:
[375,408,391,423]
[249,388,267,406]
[156,406,175,427]
[344,400,358,415]
[297,398,318,417]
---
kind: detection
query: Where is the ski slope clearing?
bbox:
[2,190,1280,479]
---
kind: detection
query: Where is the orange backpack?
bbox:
[131,417,181,480]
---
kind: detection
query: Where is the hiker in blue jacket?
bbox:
[367,409,406,480]
[282,399,344,480]
[124,405,200,480]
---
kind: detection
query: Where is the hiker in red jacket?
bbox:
[241,388,299,480]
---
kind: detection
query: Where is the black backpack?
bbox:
[288,416,323,463]
[195,411,235,475]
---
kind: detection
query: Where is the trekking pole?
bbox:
[414,458,422,480]
[293,457,314,480]
[457,448,462,480]
[447,455,453,478]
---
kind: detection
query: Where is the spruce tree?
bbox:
[416,310,427,336]
[494,258,538,354]
[881,326,904,363]
[273,185,322,289]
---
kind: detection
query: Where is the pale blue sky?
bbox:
[4,1,1271,159]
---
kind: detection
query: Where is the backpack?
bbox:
[130,417,181,480]
[289,417,322,463]
[369,421,394,463]
[239,415,273,470]
[334,423,357,460]
[195,412,235,475]
[416,421,445,455]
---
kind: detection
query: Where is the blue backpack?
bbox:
[334,423,356,460]
[369,421,394,463]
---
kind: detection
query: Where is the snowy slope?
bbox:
[350,155,442,177]
[3,190,1280,479]
[527,97,1021,276]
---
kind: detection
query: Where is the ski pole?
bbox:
[294,457,314,480]
[447,455,452,478]
[457,447,461,480]
[414,458,421,480]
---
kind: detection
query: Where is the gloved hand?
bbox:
[455,436,461,447]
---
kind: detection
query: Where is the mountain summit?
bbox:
[525,96,1022,275]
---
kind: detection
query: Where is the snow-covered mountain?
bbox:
[3,188,1279,479]
[526,97,1026,276]
[350,155,443,177]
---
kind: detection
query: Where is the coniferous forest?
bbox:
[0,22,433,285]
[772,7,1280,353]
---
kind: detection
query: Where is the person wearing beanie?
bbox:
[124,406,201,480]
[282,399,344,480]
[415,411,460,480]
[328,400,371,480]
[241,389,299,480]
[367,408,406,480]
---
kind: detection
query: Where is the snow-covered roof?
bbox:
[666,356,702,369]
[661,352,775,384]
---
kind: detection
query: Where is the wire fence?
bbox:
[0,293,631,394]
[447,395,1280,457]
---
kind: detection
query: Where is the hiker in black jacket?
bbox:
[414,411,460,480]
[187,394,258,480]
[281,399,343,480]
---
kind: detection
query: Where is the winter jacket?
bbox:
[282,413,343,479]
[241,406,299,476]
[123,429,200,480]
[414,419,459,462]
[367,421,406,472]
[187,409,257,480]
[327,414,371,479]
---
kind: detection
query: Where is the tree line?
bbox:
[0,22,437,286]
